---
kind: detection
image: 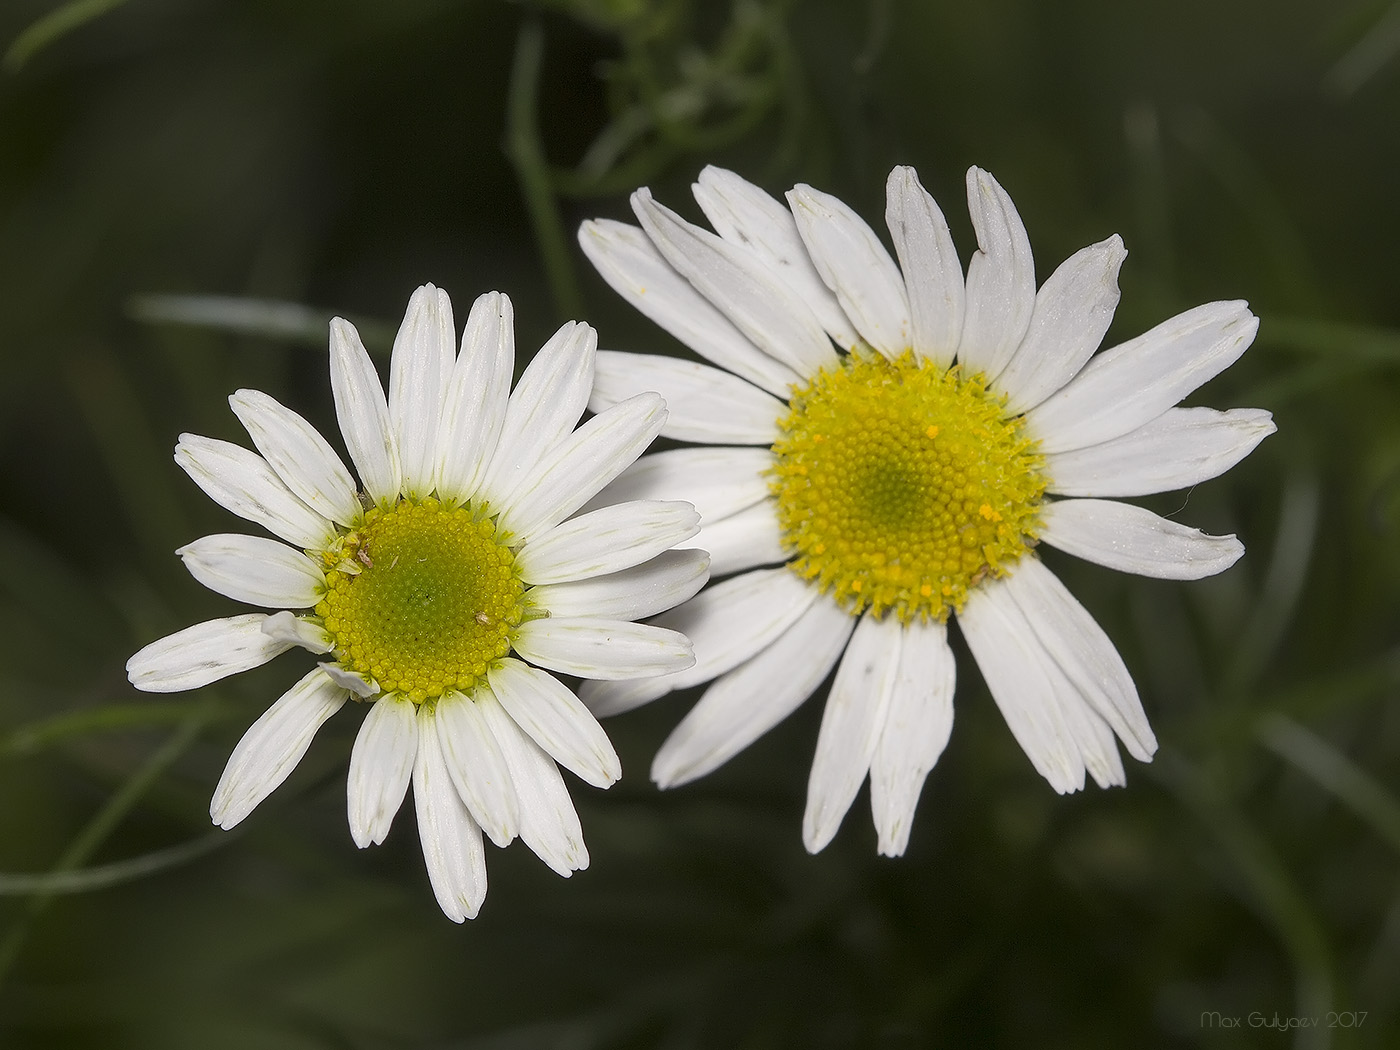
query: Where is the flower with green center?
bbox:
[127,285,705,920]
[577,164,1273,856]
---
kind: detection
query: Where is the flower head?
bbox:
[128,285,703,919]
[578,165,1271,855]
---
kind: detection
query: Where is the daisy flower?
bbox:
[577,165,1272,856]
[127,285,704,920]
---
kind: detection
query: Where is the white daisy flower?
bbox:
[127,285,704,920]
[577,165,1273,856]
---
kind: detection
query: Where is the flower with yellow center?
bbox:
[577,164,1273,856]
[127,285,705,920]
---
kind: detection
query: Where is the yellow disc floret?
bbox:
[315,498,524,703]
[771,350,1046,622]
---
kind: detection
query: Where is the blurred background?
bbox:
[1,0,1398,1046]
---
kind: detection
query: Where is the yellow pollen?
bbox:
[314,498,524,703]
[770,350,1046,622]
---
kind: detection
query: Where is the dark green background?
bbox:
[1,0,1397,1046]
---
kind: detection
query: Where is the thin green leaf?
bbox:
[0,833,230,896]
[3,0,129,73]
[0,700,230,758]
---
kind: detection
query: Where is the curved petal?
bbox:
[127,613,291,693]
[488,659,621,788]
[652,594,854,788]
[513,618,694,682]
[177,533,325,609]
[528,549,712,623]
[437,291,515,504]
[1044,406,1276,498]
[590,350,784,445]
[1026,300,1259,454]
[175,435,336,550]
[435,691,520,847]
[329,317,400,507]
[229,389,361,526]
[209,667,348,829]
[585,446,773,524]
[388,284,455,500]
[682,498,787,578]
[346,693,418,848]
[885,165,964,368]
[1039,498,1245,579]
[413,704,487,922]
[261,611,332,653]
[957,167,1036,381]
[516,500,700,586]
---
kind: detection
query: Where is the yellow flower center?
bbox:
[315,498,524,703]
[770,350,1046,622]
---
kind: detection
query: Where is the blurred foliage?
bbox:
[2,0,1400,1047]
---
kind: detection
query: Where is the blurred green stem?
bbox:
[3,0,128,72]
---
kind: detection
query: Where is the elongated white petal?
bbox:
[413,704,487,922]
[585,445,773,523]
[330,317,400,506]
[682,498,787,578]
[210,667,348,829]
[957,167,1036,381]
[346,693,418,847]
[488,659,621,788]
[319,661,378,697]
[499,393,667,542]
[229,389,361,526]
[633,189,837,377]
[1040,498,1245,579]
[388,285,455,500]
[788,183,911,360]
[175,435,335,550]
[261,611,332,653]
[437,291,515,504]
[869,618,956,857]
[694,165,860,348]
[435,691,520,847]
[477,694,588,876]
[995,236,1126,414]
[802,613,903,853]
[885,165,964,368]
[127,613,291,692]
[1027,300,1259,454]
[653,594,854,787]
[177,533,324,608]
[579,567,817,717]
[517,500,700,586]
[591,350,784,445]
[528,548,711,622]
[1045,406,1276,497]
[579,219,801,397]
[997,557,1155,761]
[513,617,694,681]
[478,321,595,508]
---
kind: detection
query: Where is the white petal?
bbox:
[578,218,802,397]
[652,594,854,787]
[788,183,912,359]
[175,435,336,550]
[585,446,772,523]
[318,661,377,697]
[229,389,361,526]
[1039,498,1245,579]
[477,694,588,876]
[487,658,621,788]
[995,236,1126,414]
[262,611,332,653]
[682,498,787,578]
[1027,300,1260,454]
[177,533,325,608]
[346,693,418,847]
[388,284,455,500]
[869,618,956,857]
[329,317,400,506]
[412,704,487,922]
[209,667,348,829]
[996,557,1155,761]
[884,165,964,368]
[591,350,784,445]
[517,500,700,586]
[633,188,837,377]
[579,567,817,717]
[478,321,595,509]
[513,617,694,681]
[528,548,711,622]
[802,613,903,853]
[693,165,861,348]
[498,392,667,542]
[957,167,1036,381]
[436,291,515,504]
[435,691,520,847]
[127,613,291,693]
[1045,406,1276,498]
